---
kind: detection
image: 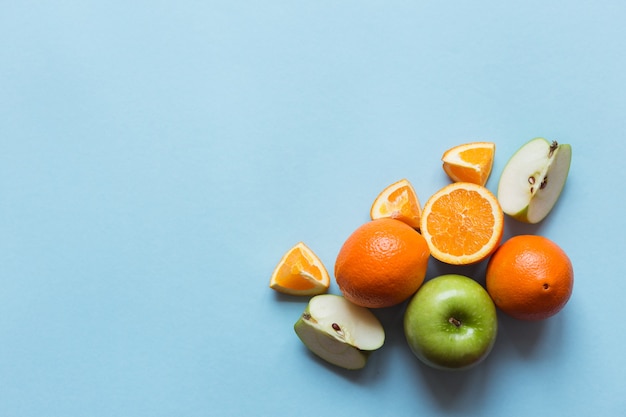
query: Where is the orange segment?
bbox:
[420,182,503,265]
[442,142,495,186]
[370,179,421,229]
[269,242,330,296]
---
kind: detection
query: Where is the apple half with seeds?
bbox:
[497,138,572,224]
[294,294,385,370]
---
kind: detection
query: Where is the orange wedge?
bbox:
[370,179,421,229]
[420,182,503,265]
[269,242,330,296]
[442,142,495,186]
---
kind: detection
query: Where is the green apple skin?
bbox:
[403,274,498,371]
[497,138,572,224]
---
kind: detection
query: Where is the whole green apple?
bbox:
[403,274,497,370]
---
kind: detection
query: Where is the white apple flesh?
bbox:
[294,294,385,370]
[497,138,572,224]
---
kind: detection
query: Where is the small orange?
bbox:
[486,235,573,321]
[420,182,503,265]
[442,142,495,186]
[334,218,430,308]
[370,178,421,229]
[269,242,330,296]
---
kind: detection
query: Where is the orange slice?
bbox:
[370,179,421,229]
[420,182,503,265]
[269,242,330,295]
[442,142,495,186]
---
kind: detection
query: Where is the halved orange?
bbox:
[269,242,330,296]
[420,182,503,265]
[370,179,421,229]
[442,142,495,186]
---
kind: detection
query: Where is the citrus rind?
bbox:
[269,242,330,296]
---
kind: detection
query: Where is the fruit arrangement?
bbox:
[269,138,573,371]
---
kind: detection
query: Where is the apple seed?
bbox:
[331,322,345,338]
[528,176,536,193]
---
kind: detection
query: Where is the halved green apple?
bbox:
[497,138,572,224]
[294,294,385,370]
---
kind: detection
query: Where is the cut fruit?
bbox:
[497,138,572,224]
[370,178,421,229]
[442,142,496,186]
[420,182,504,265]
[294,294,385,370]
[269,242,330,296]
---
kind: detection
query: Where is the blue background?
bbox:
[1,1,625,416]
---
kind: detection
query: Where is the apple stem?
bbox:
[448,317,462,327]
[303,312,317,324]
[549,141,558,157]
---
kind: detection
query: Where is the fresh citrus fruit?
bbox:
[486,235,573,320]
[334,218,430,308]
[420,182,503,265]
[269,242,330,296]
[370,178,421,229]
[442,142,495,186]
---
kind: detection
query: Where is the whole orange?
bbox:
[335,218,430,308]
[486,235,573,320]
